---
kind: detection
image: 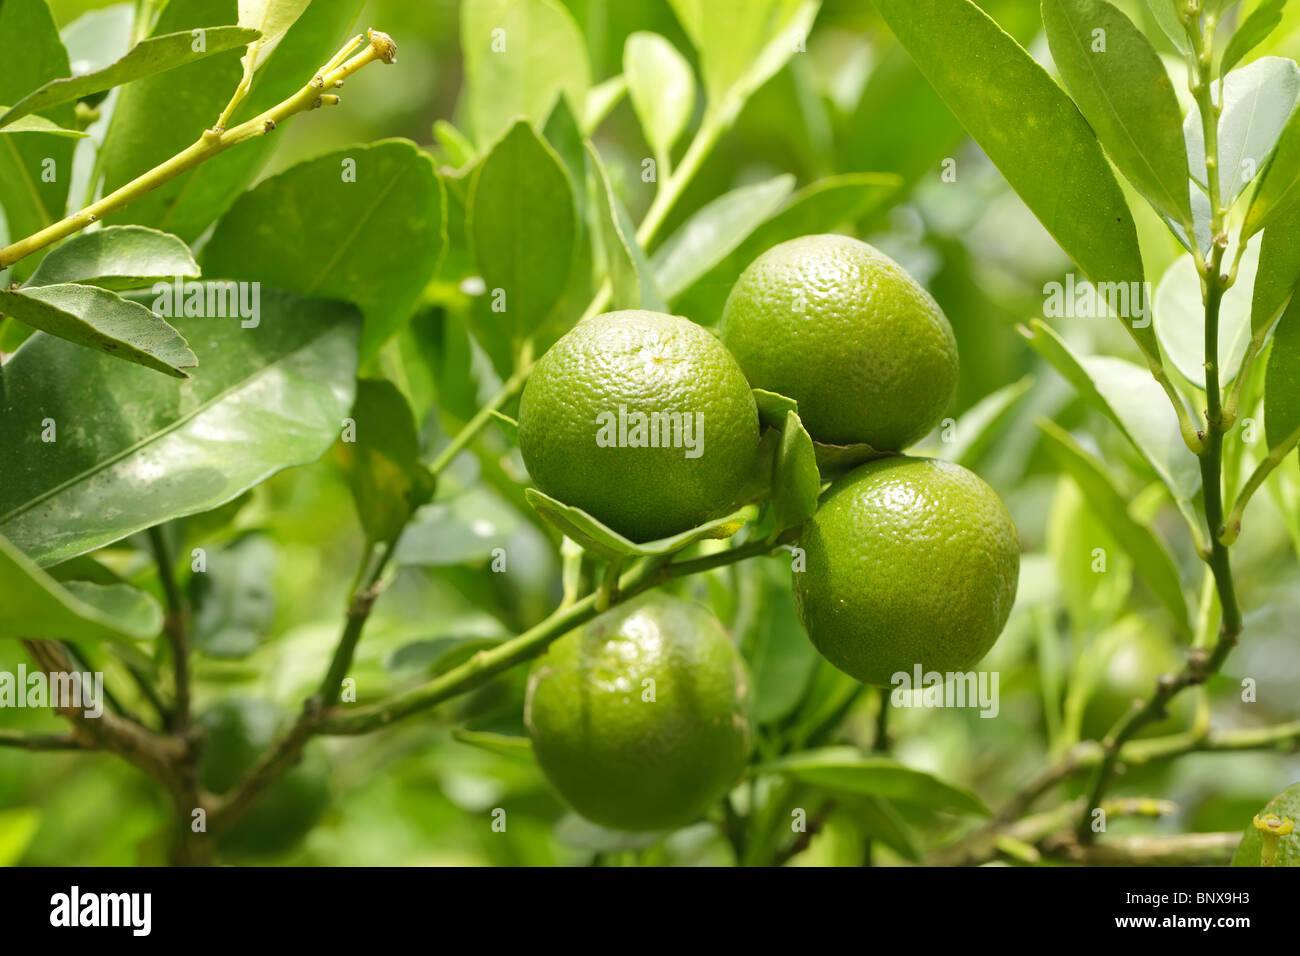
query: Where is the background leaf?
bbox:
[460,0,591,148]
[0,287,360,566]
[237,0,312,74]
[469,121,576,345]
[1041,0,1192,225]
[874,0,1154,361]
[0,114,87,138]
[0,26,261,128]
[1036,419,1190,633]
[768,410,820,536]
[25,226,200,290]
[0,534,162,642]
[588,142,666,311]
[623,31,694,164]
[0,284,196,377]
[203,139,445,360]
[1251,200,1300,334]
[1265,296,1300,452]
[188,533,278,658]
[0,0,77,281]
[752,747,991,816]
[1221,0,1288,76]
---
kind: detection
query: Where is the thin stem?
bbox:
[428,346,533,477]
[1220,423,1300,544]
[0,30,397,272]
[0,729,88,751]
[148,525,190,732]
[635,111,724,248]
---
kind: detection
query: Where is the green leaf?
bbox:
[1221,0,1288,75]
[0,26,262,128]
[25,226,200,290]
[583,74,627,132]
[0,534,162,642]
[1252,200,1300,334]
[469,121,577,344]
[1186,57,1300,206]
[98,0,365,242]
[387,636,502,676]
[811,440,892,479]
[1036,419,1190,633]
[840,796,924,862]
[1023,319,1201,502]
[667,0,818,122]
[0,0,76,281]
[1154,238,1260,387]
[0,113,87,137]
[397,487,522,567]
[624,32,694,163]
[340,379,436,544]
[587,142,666,311]
[524,488,753,559]
[237,0,311,75]
[1041,0,1192,226]
[204,139,446,360]
[1265,296,1300,453]
[1243,103,1300,239]
[0,808,40,867]
[746,561,820,724]
[1145,0,1192,54]
[0,284,196,378]
[752,747,991,816]
[452,729,535,760]
[188,533,277,659]
[874,0,1153,361]
[460,0,591,148]
[769,410,820,535]
[651,175,795,300]
[753,388,799,430]
[0,287,360,566]
[937,375,1035,467]
[433,119,476,169]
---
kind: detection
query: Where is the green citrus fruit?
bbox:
[524,594,753,831]
[720,234,958,450]
[518,310,760,543]
[1231,783,1300,866]
[793,456,1019,686]
[199,698,330,858]
[1080,616,1192,741]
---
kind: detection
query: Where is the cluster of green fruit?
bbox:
[518,235,1021,830]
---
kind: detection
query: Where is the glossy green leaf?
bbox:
[624,32,694,162]
[237,0,311,74]
[651,175,795,300]
[340,379,436,545]
[876,0,1152,361]
[1145,0,1192,54]
[25,226,200,290]
[204,139,445,360]
[0,287,360,566]
[587,142,665,312]
[1252,200,1300,334]
[452,729,535,760]
[0,0,76,281]
[460,0,591,148]
[1154,238,1260,387]
[0,26,261,128]
[0,284,196,378]
[1042,0,1192,225]
[1023,319,1201,502]
[98,0,364,242]
[1036,419,1189,633]
[524,488,753,559]
[769,410,820,535]
[753,388,799,430]
[0,534,162,642]
[1221,0,1288,76]
[1186,57,1300,206]
[469,121,576,343]
[667,0,818,121]
[1265,295,1300,453]
[0,113,87,137]
[1243,103,1300,239]
[188,533,277,659]
[752,747,991,816]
